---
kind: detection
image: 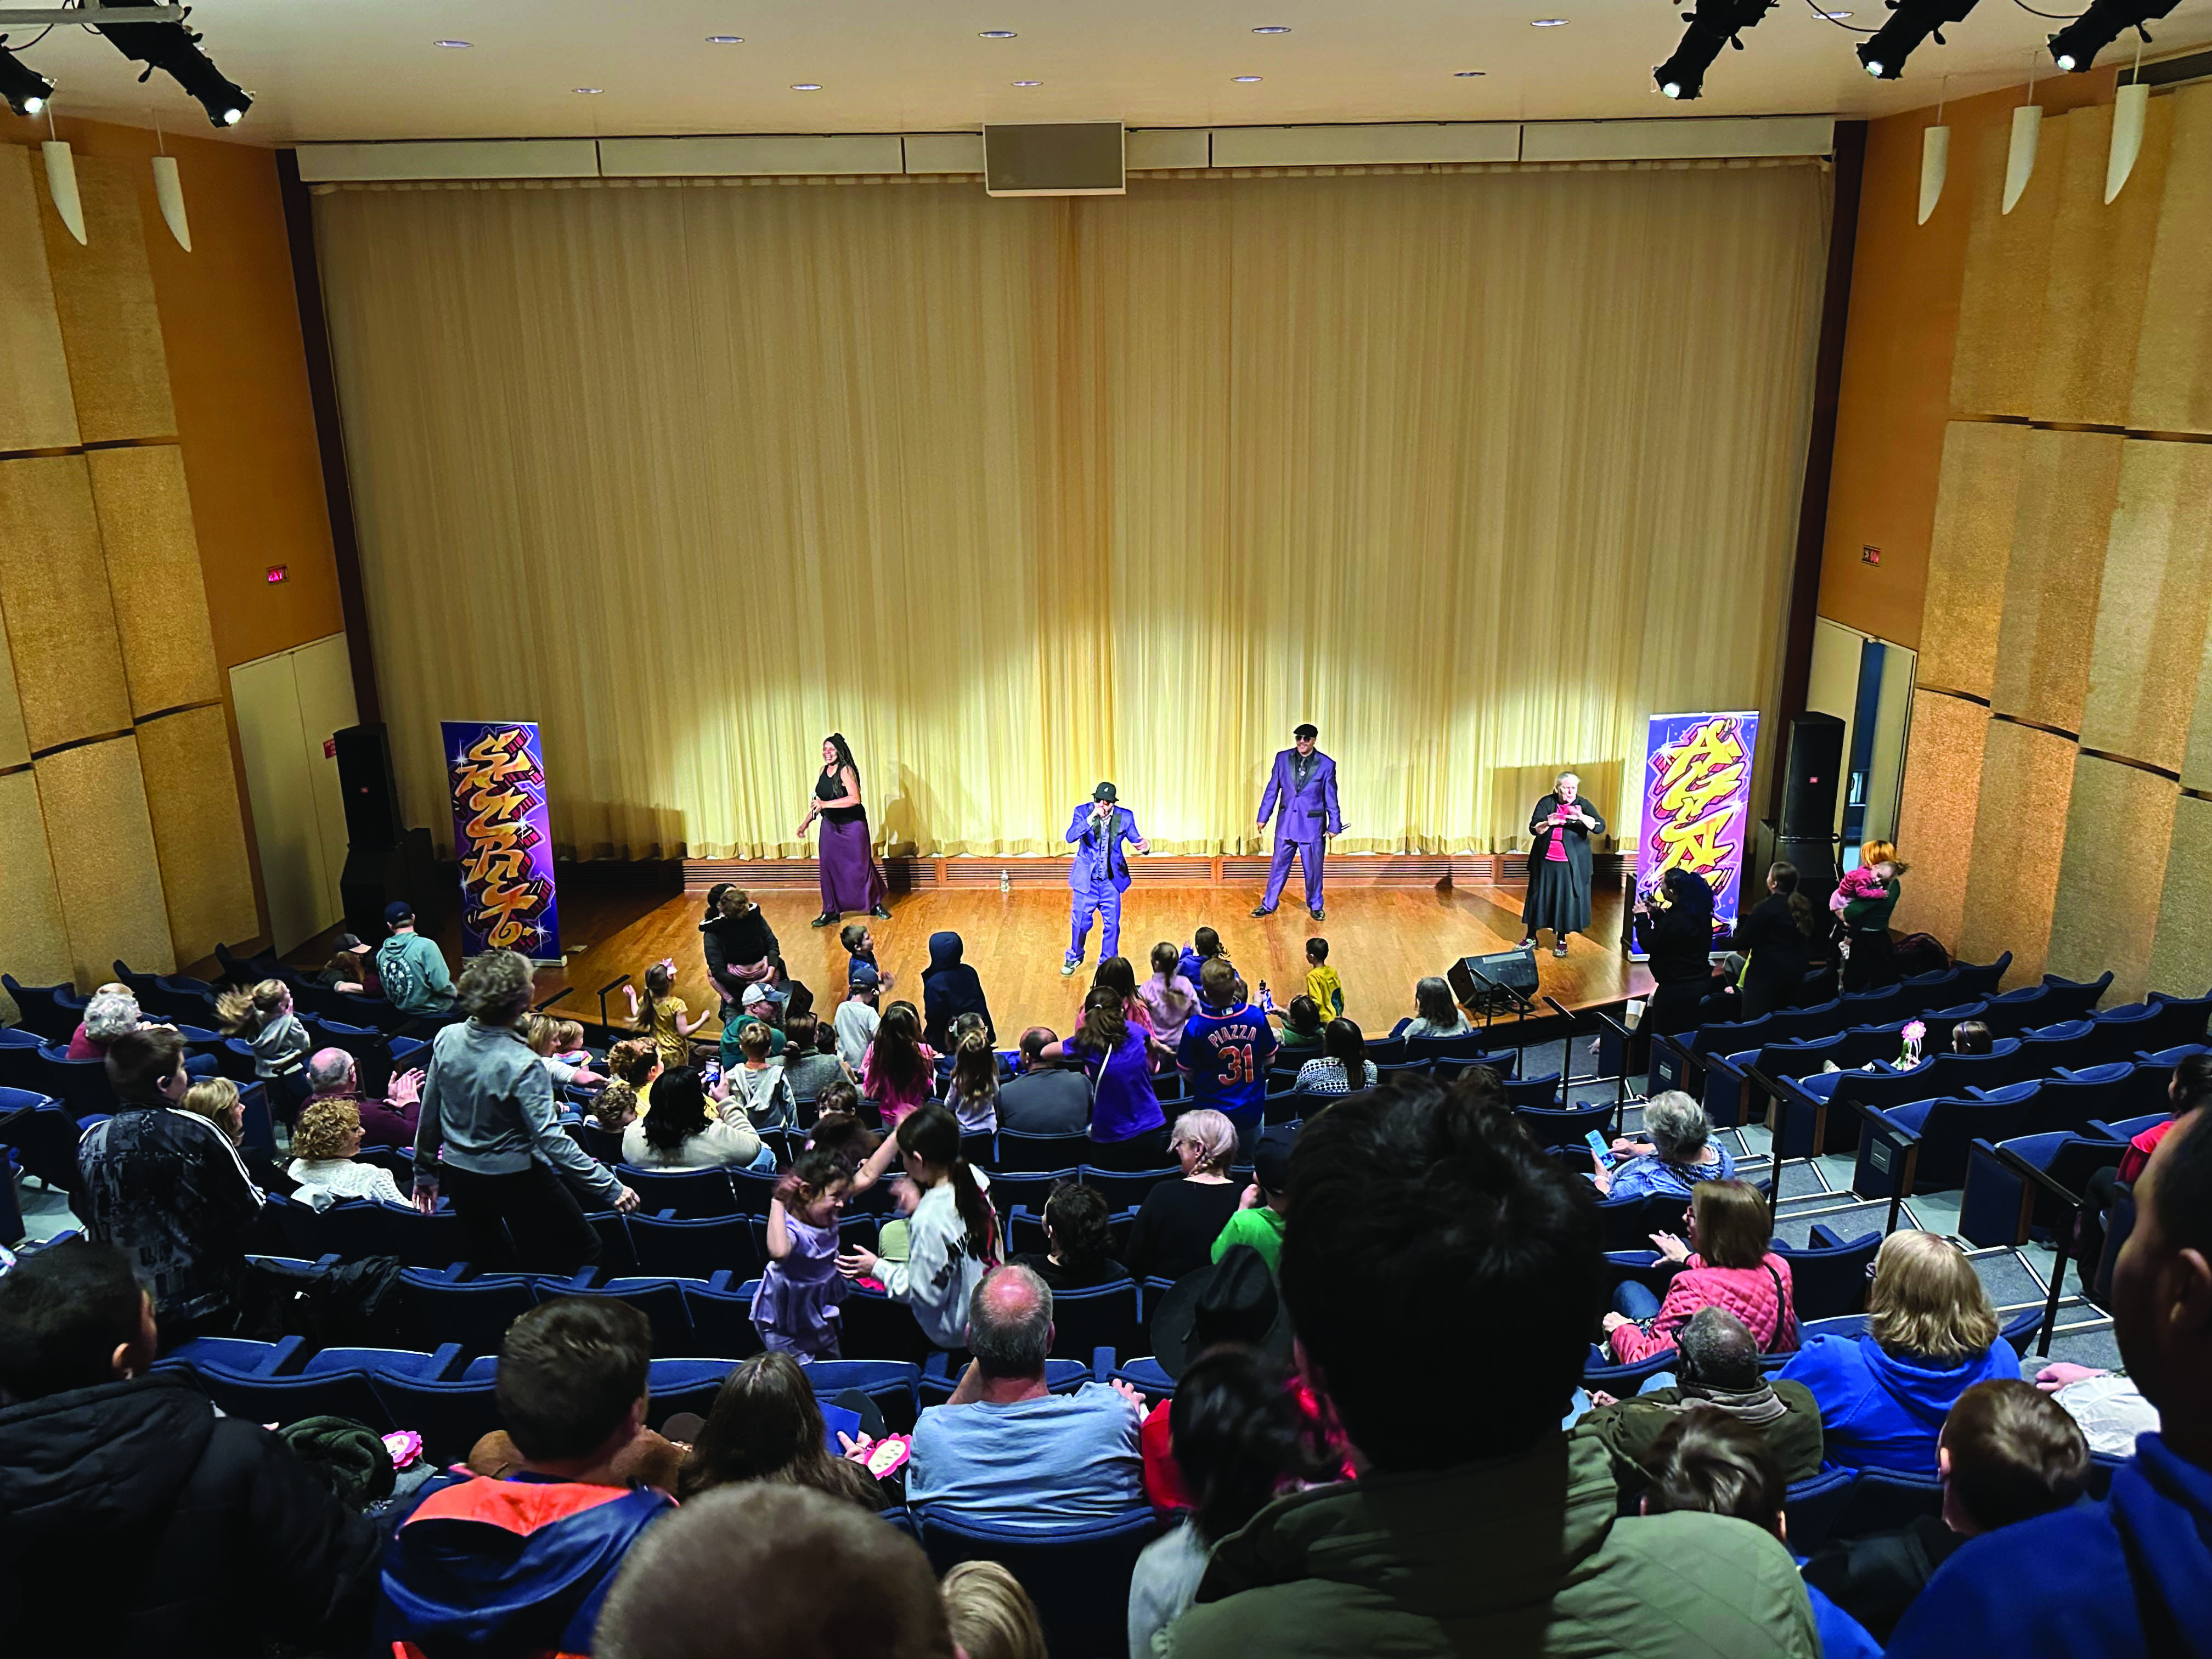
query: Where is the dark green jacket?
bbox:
[1165,1432,1815,1659]
[1581,1379,1826,1490]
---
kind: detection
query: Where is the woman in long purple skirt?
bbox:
[799,732,890,928]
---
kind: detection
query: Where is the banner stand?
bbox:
[443,720,563,965]
[1634,711,1762,944]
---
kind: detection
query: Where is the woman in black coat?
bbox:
[1633,867,1719,1057]
[1734,861,1819,1019]
[1519,772,1606,957]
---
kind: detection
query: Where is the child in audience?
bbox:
[840,921,895,992]
[862,1002,938,1130]
[779,1011,851,1120]
[753,1149,853,1359]
[625,958,713,1069]
[1011,1182,1127,1290]
[589,1079,640,1133]
[942,1561,1047,1659]
[214,978,313,1121]
[522,1013,605,1090]
[1304,938,1344,1020]
[944,1023,1001,1135]
[725,1020,797,1131]
[805,1095,883,1189]
[1214,1126,1293,1272]
[1393,975,1474,1040]
[1829,861,1890,916]
[836,962,885,1070]
[549,1018,591,1068]
[1261,991,1327,1055]
[1178,926,1232,986]
[1142,941,1200,1057]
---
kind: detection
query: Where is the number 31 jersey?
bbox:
[1177,1001,1279,1121]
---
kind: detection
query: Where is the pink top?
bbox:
[1608,1251,1797,1364]
[862,1041,939,1129]
[1545,812,1571,861]
[66,1024,106,1061]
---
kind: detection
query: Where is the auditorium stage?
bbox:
[363,867,1655,1045]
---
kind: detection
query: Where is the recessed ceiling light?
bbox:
[1232,74,1263,82]
[979,30,1018,38]
[1012,79,1042,86]
[1820,9,1852,15]
[1454,69,1487,76]
[574,87,603,94]
[433,39,472,48]
[791,82,822,90]
[705,35,743,44]
[1252,24,1292,32]
[1531,16,1569,24]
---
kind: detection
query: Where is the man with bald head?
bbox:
[905,1265,1148,1531]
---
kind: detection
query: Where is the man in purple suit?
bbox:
[1252,723,1344,923]
[1065,781,1149,977]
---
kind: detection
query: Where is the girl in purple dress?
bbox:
[751,1150,852,1359]
[799,732,891,929]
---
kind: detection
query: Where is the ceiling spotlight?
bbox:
[2047,0,2179,70]
[1012,79,1042,86]
[979,30,1018,38]
[1654,0,1776,99]
[791,82,822,90]
[705,35,744,44]
[0,41,55,117]
[1232,74,1263,81]
[1252,24,1293,31]
[1531,18,1570,25]
[433,40,472,48]
[1854,0,1980,77]
[574,87,603,94]
[95,4,251,126]
[1454,69,1488,75]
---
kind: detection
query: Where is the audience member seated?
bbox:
[1043,986,1166,1148]
[287,1098,408,1206]
[375,900,456,1017]
[622,1064,772,1171]
[1604,1178,1796,1364]
[1211,1125,1293,1273]
[78,1027,264,1347]
[1165,1073,1817,1657]
[2077,1051,2211,1296]
[0,1240,381,1655]
[1390,975,1474,1040]
[1129,1344,1336,1657]
[1011,1181,1128,1290]
[179,1076,296,1195]
[381,1300,674,1657]
[1778,1229,2015,1474]
[922,929,997,1051]
[1293,1018,1376,1096]
[1126,1110,1245,1283]
[1883,1108,2212,1658]
[1638,1408,1881,1659]
[1949,1018,1994,1056]
[699,885,782,1011]
[1802,1378,2090,1642]
[725,1022,798,1133]
[997,1026,1093,1136]
[942,1561,1047,1659]
[590,1079,641,1135]
[523,1011,605,1090]
[668,1351,884,1510]
[906,1266,1147,1530]
[1579,1307,1823,1487]
[778,1011,850,1118]
[1262,991,1324,1056]
[2030,1358,2160,1457]
[317,930,380,995]
[592,1485,955,1659]
[608,1037,663,1117]
[304,1046,423,1149]
[66,983,144,1059]
[1594,1089,1735,1200]
[837,1105,997,1350]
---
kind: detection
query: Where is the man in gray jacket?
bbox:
[411,950,636,1271]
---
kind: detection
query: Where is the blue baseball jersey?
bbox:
[1177,1001,1278,1120]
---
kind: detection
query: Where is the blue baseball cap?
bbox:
[383,901,413,927]
[848,960,881,991]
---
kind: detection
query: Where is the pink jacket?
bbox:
[1608,1251,1797,1364]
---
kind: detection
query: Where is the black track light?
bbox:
[2047,0,2180,70]
[1854,0,1981,77]
[0,38,55,117]
[95,2,250,127]
[1654,0,1777,99]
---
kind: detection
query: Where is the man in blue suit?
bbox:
[1064,781,1148,977]
[1253,723,1344,922]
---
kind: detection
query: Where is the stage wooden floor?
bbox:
[326,870,1654,1041]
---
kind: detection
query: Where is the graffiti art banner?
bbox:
[443,720,561,961]
[1634,710,1762,932]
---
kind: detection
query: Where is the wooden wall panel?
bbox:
[87,445,220,716]
[2080,442,2212,774]
[2149,794,2212,998]
[0,146,80,453]
[135,706,257,964]
[1918,420,2023,699]
[1991,429,2125,734]
[2046,754,2178,1003]
[0,455,133,754]
[2131,82,2212,437]
[2032,98,2174,427]
[36,151,176,444]
[0,770,72,985]
[0,612,29,774]
[32,734,174,985]
[1959,720,2075,983]
[1892,690,1988,947]
[1951,114,2068,419]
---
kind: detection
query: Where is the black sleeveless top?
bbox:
[817,765,865,826]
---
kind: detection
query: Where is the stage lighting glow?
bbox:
[2047,0,2179,71]
[1252,25,1293,32]
[94,3,252,126]
[0,42,55,117]
[1852,0,1981,80]
[1652,0,1776,101]
[706,36,744,44]
[1232,74,1263,81]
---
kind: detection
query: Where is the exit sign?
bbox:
[1860,545,1882,566]
[266,565,289,584]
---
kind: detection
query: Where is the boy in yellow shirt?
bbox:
[1305,936,1345,1020]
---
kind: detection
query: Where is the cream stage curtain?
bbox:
[314,162,1828,860]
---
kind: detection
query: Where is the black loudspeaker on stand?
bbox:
[334,723,436,941]
[1778,712,1845,900]
[1449,946,1539,1019]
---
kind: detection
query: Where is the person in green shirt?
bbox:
[374,903,455,1017]
[717,984,788,1073]
[1213,1126,1292,1273]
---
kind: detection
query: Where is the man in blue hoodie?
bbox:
[1885,1105,2212,1658]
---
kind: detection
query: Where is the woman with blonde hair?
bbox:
[1778,1228,2013,1473]
[287,1098,408,1206]
[1125,1108,1245,1282]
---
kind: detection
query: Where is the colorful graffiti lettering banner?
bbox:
[1634,710,1762,931]
[443,720,562,961]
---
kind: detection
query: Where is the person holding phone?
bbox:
[1519,772,1605,958]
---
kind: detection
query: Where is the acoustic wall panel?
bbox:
[86,445,219,716]
[1990,429,2125,735]
[0,455,134,754]
[32,734,174,985]
[135,705,257,964]
[1958,720,2075,983]
[0,769,71,985]
[36,151,176,444]
[2045,754,2178,1004]
[0,145,80,453]
[1951,114,2068,420]
[0,608,29,773]
[1918,420,2025,699]
[2080,442,2212,774]
[2130,82,2212,437]
[2032,98,2173,428]
[2148,793,2212,1001]
[1892,690,1988,947]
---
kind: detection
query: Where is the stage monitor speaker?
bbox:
[1780,713,1846,842]
[339,827,436,944]
[1449,946,1539,1014]
[334,723,403,851]
[983,122,1126,196]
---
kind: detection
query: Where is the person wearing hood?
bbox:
[0,1239,382,1655]
[922,930,997,1052]
[1776,1228,2016,1474]
[1883,1105,2212,1659]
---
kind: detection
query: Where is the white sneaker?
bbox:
[1060,958,1080,977]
